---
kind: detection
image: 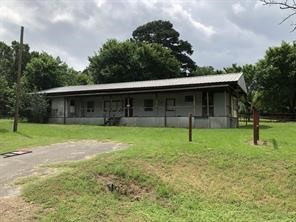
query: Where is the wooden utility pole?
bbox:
[13,26,24,132]
[189,113,192,142]
[253,107,259,145]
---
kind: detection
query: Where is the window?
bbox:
[202,92,214,117]
[202,93,207,117]
[104,100,122,112]
[111,100,122,112]
[144,99,153,111]
[70,100,75,114]
[230,96,238,117]
[87,101,95,112]
[166,98,176,111]
[208,93,214,117]
[185,95,193,103]
[104,101,110,112]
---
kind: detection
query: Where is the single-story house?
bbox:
[40,73,247,128]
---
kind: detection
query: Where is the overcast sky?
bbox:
[0,0,295,71]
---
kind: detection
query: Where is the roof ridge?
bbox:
[63,72,242,88]
[39,72,244,94]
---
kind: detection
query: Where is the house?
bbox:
[40,73,247,128]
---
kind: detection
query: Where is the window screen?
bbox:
[185,95,193,102]
[202,92,214,117]
[104,101,110,112]
[87,101,95,112]
[202,93,207,117]
[70,100,75,114]
[144,99,153,111]
[166,98,176,111]
[208,92,214,117]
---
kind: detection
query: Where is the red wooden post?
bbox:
[253,107,259,145]
[189,113,192,142]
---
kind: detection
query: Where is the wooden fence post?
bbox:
[253,108,259,145]
[189,113,192,142]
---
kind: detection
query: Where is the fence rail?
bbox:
[239,113,296,122]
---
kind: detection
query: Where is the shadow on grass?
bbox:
[239,124,272,130]
[0,129,9,133]
[272,138,279,150]
[17,131,33,139]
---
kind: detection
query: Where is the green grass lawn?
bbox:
[1,119,296,221]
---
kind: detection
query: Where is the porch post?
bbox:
[193,94,196,116]
[155,93,158,116]
[63,97,67,124]
[127,96,130,117]
[224,90,227,116]
[206,92,209,116]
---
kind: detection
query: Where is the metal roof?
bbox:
[40,73,247,95]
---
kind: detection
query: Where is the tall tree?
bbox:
[0,42,14,86]
[24,52,76,90]
[0,42,15,116]
[132,20,195,75]
[223,64,243,73]
[255,41,296,113]
[192,66,217,76]
[76,69,94,85]
[0,76,10,116]
[88,39,180,83]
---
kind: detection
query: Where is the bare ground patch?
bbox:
[97,174,153,201]
[0,196,39,222]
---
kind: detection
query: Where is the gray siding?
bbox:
[214,92,225,116]
[48,89,238,128]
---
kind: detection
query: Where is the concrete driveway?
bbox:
[0,140,125,197]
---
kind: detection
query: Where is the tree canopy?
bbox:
[88,39,180,83]
[192,66,218,76]
[132,20,195,75]
[0,41,92,119]
[255,41,296,113]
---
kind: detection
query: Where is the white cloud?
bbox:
[254,0,264,9]
[51,13,75,24]
[0,0,293,70]
[163,3,216,37]
[232,2,246,14]
[0,26,6,37]
[0,6,22,24]
[94,0,106,8]
[0,1,44,30]
[32,43,86,70]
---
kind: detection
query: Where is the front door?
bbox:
[124,98,133,117]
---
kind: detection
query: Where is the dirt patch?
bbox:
[97,174,152,200]
[0,196,39,222]
[247,139,269,146]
